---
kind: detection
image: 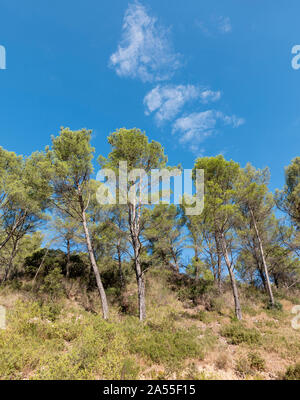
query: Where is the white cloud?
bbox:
[199,89,221,103]
[109,1,180,82]
[172,110,244,153]
[144,84,221,123]
[219,112,244,127]
[196,15,232,36]
[217,16,232,33]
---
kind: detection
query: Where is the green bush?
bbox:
[120,357,140,379]
[1,300,136,379]
[248,351,265,371]
[39,268,65,299]
[235,357,252,377]
[10,280,22,290]
[206,297,224,314]
[267,300,282,311]
[221,323,261,345]
[283,363,300,380]
[126,321,203,366]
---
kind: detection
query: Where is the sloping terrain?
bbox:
[0,268,299,380]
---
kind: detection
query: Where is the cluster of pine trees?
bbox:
[0,127,299,322]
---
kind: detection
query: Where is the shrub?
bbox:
[215,353,229,370]
[127,321,203,367]
[267,300,282,311]
[235,357,252,377]
[247,351,265,371]
[120,357,140,379]
[39,268,64,299]
[10,280,22,290]
[204,296,224,314]
[221,323,261,345]
[283,363,300,380]
[185,310,215,323]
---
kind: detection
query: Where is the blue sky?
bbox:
[0,0,300,192]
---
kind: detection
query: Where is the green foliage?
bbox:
[205,297,224,314]
[120,358,140,379]
[126,321,204,367]
[143,204,183,269]
[267,300,283,311]
[0,299,207,379]
[9,280,22,290]
[235,357,252,377]
[283,363,300,380]
[221,322,261,345]
[25,249,66,277]
[247,351,265,371]
[99,128,167,172]
[0,300,131,379]
[24,248,89,279]
[235,352,265,377]
[276,157,300,228]
[39,268,64,299]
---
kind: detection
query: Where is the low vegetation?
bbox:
[0,267,299,380]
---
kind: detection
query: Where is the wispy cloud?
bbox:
[172,110,244,153]
[110,3,241,154]
[217,16,232,33]
[144,84,221,123]
[109,1,181,82]
[196,15,232,36]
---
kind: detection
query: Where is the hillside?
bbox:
[1,267,299,380]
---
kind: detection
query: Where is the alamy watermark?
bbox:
[291,305,300,330]
[96,162,204,215]
[0,45,6,70]
[291,45,300,70]
[0,305,6,330]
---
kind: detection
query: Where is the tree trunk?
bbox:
[129,203,146,321]
[0,212,26,252]
[66,239,71,279]
[2,239,18,283]
[273,274,279,289]
[194,247,199,281]
[253,245,267,290]
[214,233,222,293]
[135,249,146,321]
[80,199,109,320]
[250,208,275,306]
[220,234,242,320]
[33,249,48,282]
[172,250,180,273]
[117,241,125,289]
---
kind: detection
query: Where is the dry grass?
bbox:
[0,270,299,380]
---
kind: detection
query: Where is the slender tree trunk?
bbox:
[0,213,26,252]
[117,241,125,289]
[257,263,267,290]
[79,197,109,320]
[33,250,47,283]
[129,203,146,321]
[214,232,222,293]
[220,234,242,320]
[253,245,267,290]
[2,239,18,283]
[172,249,180,273]
[134,243,146,321]
[273,274,279,289]
[66,239,71,279]
[250,208,275,306]
[208,250,217,283]
[194,247,199,281]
